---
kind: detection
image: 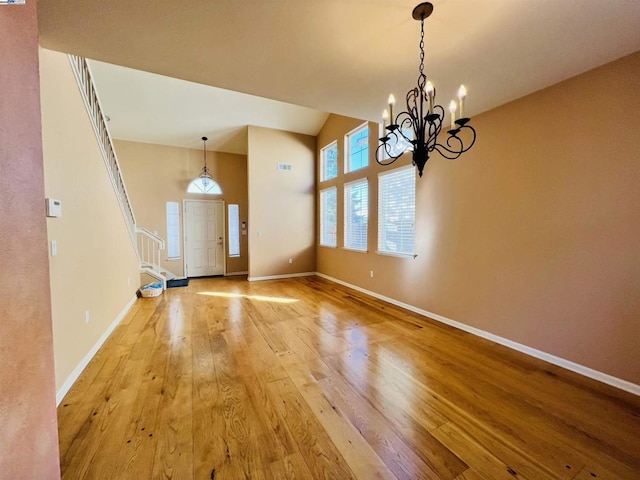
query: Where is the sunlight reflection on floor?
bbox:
[197,291,299,304]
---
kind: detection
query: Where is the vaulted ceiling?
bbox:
[38,0,640,153]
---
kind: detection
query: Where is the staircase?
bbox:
[69,54,173,290]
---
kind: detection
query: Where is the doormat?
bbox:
[167,278,189,288]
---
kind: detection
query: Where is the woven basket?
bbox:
[140,283,163,297]
[140,287,162,297]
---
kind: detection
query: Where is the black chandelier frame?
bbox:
[199,136,213,187]
[376,2,476,177]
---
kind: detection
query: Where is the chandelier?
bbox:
[199,136,213,187]
[376,2,476,177]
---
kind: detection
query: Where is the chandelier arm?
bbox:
[395,113,415,144]
[425,104,444,151]
[415,72,429,146]
[404,88,420,131]
[433,142,463,160]
[426,120,439,150]
[434,124,477,159]
[454,124,477,153]
[433,124,477,159]
[375,141,404,166]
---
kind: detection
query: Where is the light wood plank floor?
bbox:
[58,276,640,479]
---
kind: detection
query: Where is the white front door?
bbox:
[184,200,224,277]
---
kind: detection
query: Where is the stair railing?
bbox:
[136,228,167,289]
[136,228,165,271]
[68,54,171,290]
[68,54,137,248]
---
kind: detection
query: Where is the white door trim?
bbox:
[183,199,226,277]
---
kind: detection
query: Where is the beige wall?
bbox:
[40,48,141,392]
[115,140,249,275]
[0,5,60,478]
[247,126,316,278]
[317,51,640,385]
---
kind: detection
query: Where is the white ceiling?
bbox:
[88,60,329,154]
[38,0,640,154]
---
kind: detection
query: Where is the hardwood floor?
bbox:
[57,276,640,479]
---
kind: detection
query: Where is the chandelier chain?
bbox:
[419,19,425,75]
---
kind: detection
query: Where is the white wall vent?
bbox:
[277,162,293,172]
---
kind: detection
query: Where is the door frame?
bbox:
[182,199,226,277]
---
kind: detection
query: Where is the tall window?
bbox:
[344,179,368,251]
[378,166,415,255]
[166,202,180,259]
[228,204,240,257]
[320,187,337,247]
[321,141,338,181]
[346,124,368,173]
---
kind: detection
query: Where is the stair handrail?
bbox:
[67,54,137,248]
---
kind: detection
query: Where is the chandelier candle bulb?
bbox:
[388,94,396,123]
[449,100,457,129]
[426,81,434,114]
[382,109,389,129]
[458,85,467,118]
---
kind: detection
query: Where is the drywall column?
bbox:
[0,2,61,478]
[247,126,316,279]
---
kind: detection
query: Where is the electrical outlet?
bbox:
[289,258,293,264]
[85,310,90,323]
[370,270,374,278]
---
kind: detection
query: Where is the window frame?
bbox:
[187,178,222,195]
[319,186,338,248]
[377,165,416,258]
[166,201,181,259]
[320,141,338,182]
[343,178,369,252]
[227,204,240,258]
[345,123,369,174]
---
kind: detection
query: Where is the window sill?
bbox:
[376,250,417,259]
[319,244,337,249]
[342,247,368,254]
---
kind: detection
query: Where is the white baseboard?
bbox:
[248,271,316,282]
[56,295,137,405]
[225,271,248,277]
[316,273,640,396]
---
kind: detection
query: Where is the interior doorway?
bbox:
[183,199,225,277]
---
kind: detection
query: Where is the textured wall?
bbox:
[317,51,640,385]
[0,3,61,478]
